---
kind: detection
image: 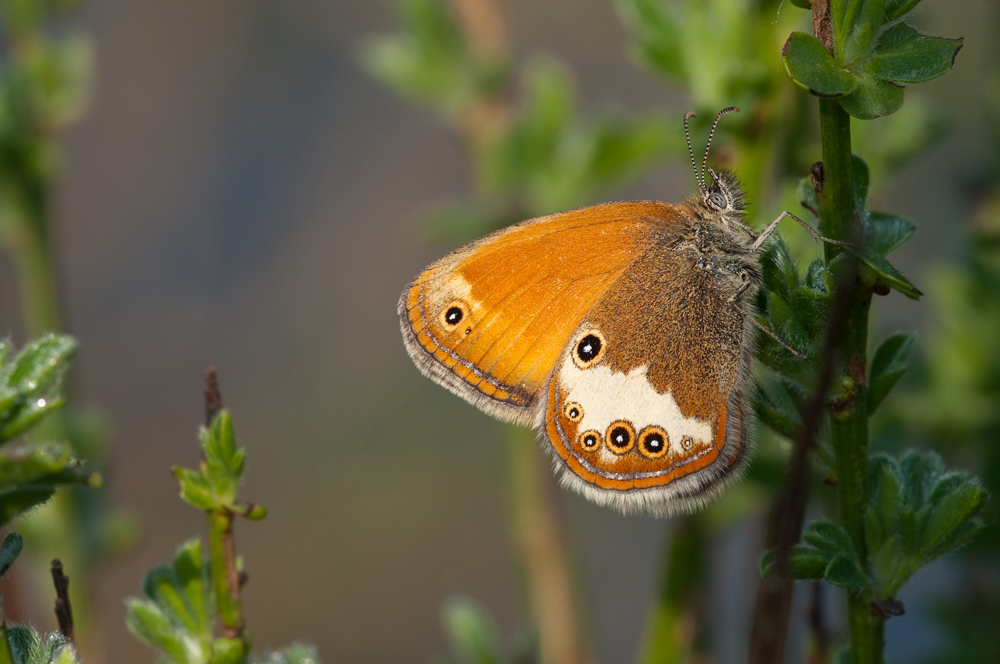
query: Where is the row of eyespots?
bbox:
[576,421,671,460]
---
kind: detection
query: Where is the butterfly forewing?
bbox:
[399,202,685,425]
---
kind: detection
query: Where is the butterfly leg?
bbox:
[728,269,753,303]
[745,315,808,360]
[751,211,853,252]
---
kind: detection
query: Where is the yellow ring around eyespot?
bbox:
[571,328,606,370]
[604,420,635,455]
[563,401,584,422]
[577,430,601,451]
[637,425,670,460]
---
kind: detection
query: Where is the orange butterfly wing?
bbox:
[398,201,686,425]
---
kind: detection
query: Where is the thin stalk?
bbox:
[6,217,62,337]
[446,1,588,660]
[207,509,245,641]
[505,426,589,664]
[816,98,882,664]
[638,515,706,664]
[0,605,12,664]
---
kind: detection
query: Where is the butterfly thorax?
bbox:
[672,168,762,304]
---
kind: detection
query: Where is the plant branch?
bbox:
[747,235,858,664]
[208,509,244,639]
[51,559,75,643]
[639,516,705,664]
[204,366,224,426]
[506,427,590,664]
[817,97,882,664]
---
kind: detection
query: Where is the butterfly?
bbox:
[399,107,837,515]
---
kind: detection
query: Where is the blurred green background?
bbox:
[0,1,994,662]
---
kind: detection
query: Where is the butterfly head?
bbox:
[684,107,746,221]
[702,166,746,216]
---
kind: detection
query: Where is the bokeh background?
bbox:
[0,0,995,662]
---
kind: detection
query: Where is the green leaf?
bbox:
[869,332,917,414]
[824,553,869,590]
[0,531,24,578]
[198,410,243,508]
[0,440,98,526]
[864,211,915,255]
[782,32,858,98]
[0,441,72,485]
[850,246,922,299]
[173,467,215,511]
[759,546,828,579]
[803,522,859,562]
[6,626,80,664]
[127,539,213,664]
[0,335,76,443]
[899,451,943,507]
[867,24,963,85]
[141,539,211,642]
[442,598,504,664]
[845,0,889,62]
[921,480,987,557]
[753,389,802,441]
[885,0,925,20]
[125,599,203,664]
[837,71,905,120]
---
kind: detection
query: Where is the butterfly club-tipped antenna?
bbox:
[700,106,739,188]
[683,111,706,191]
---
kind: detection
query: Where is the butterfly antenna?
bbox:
[683,112,705,190]
[701,106,739,187]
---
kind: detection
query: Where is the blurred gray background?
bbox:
[0,0,991,661]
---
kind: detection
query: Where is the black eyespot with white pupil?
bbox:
[445,307,463,325]
[577,335,601,362]
[643,432,664,453]
[581,432,599,449]
[708,192,728,209]
[609,427,630,448]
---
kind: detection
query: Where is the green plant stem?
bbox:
[816,98,882,664]
[207,509,245,641]
[6,218,62,337]
[505,426,589,664]
[638,515,705,664]
[0,606,12,664]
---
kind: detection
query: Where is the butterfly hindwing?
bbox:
[542,242,754,514]
[399,201,688,425]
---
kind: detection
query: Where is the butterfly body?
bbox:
[400,164,766,515]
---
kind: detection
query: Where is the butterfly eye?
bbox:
[441,303,467,329]
[563,402,584,422]
[708,192,728,210]
[638,426,669,459]
[572,329,606,369]
[578,430,601,450]
[605,420,635,454]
